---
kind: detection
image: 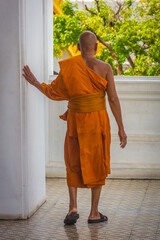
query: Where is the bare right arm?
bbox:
[22,65,42,91]
[105,64,127,149]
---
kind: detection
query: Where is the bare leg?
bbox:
[88,186,102,220]
[68,187,78,215]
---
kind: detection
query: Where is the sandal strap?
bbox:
[99,212,107,220]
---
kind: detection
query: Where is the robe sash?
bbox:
[59,91,106,120]
[68,91,106,113]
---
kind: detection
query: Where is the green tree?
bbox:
[53,0,160,76]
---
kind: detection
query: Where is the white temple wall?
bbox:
[46,76,160,179]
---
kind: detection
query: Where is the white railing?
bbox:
[46,76,160,179]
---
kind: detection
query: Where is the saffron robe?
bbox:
[40,55,111,188]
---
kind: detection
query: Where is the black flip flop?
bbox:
[64,212,79,225]
[88,212,108,224]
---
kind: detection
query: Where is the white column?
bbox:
[0,0,52,219]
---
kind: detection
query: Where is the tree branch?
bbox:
[103,19,107,26]
[113,1,123,21]
[96,36,119,60]
[85,5,97,15]
[95,0,107,26]
[85,1,107,26]
[114,1,122,16]
[127,55,134,69]
[95,0,100,12]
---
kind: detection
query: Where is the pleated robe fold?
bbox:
[40,55,111,188]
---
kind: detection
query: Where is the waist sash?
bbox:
[68,91,106,113]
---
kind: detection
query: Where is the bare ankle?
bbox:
[88,212,100,220]
[89,210,99,217]
[69,207,78,213]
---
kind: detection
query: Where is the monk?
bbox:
[22,31,127,225]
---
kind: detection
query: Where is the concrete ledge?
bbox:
[46,161,66,178]
[108,168,160,179]
[46,161,160,179]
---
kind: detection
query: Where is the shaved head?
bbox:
[78,31,97,53]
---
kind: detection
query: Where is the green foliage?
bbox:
[53,15,83,56]
[53,0,160,76]
[61,0,78,16]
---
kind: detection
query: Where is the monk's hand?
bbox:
[118,128,127,149]
[22,65,38,86]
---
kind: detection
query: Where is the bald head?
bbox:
[78,31,97,54]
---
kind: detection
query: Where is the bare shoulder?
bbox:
[105,62,113,70]
[94,58,113,79]
[95,58,112,71]
[94,58,107,67]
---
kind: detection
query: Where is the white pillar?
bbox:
[0,0,52,219]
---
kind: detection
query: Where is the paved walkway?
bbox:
[0,179,160,240]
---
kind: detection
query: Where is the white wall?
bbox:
[108,77,160,178]
[46,76,160,179]
[0,0,22,218]
[0,0,52,219]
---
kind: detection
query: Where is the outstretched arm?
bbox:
[106,64,127,149]
[22,65,68,101]
[22,65,42,91]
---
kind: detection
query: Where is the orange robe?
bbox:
[40,55,111,188]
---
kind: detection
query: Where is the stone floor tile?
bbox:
[0,179,160,240]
